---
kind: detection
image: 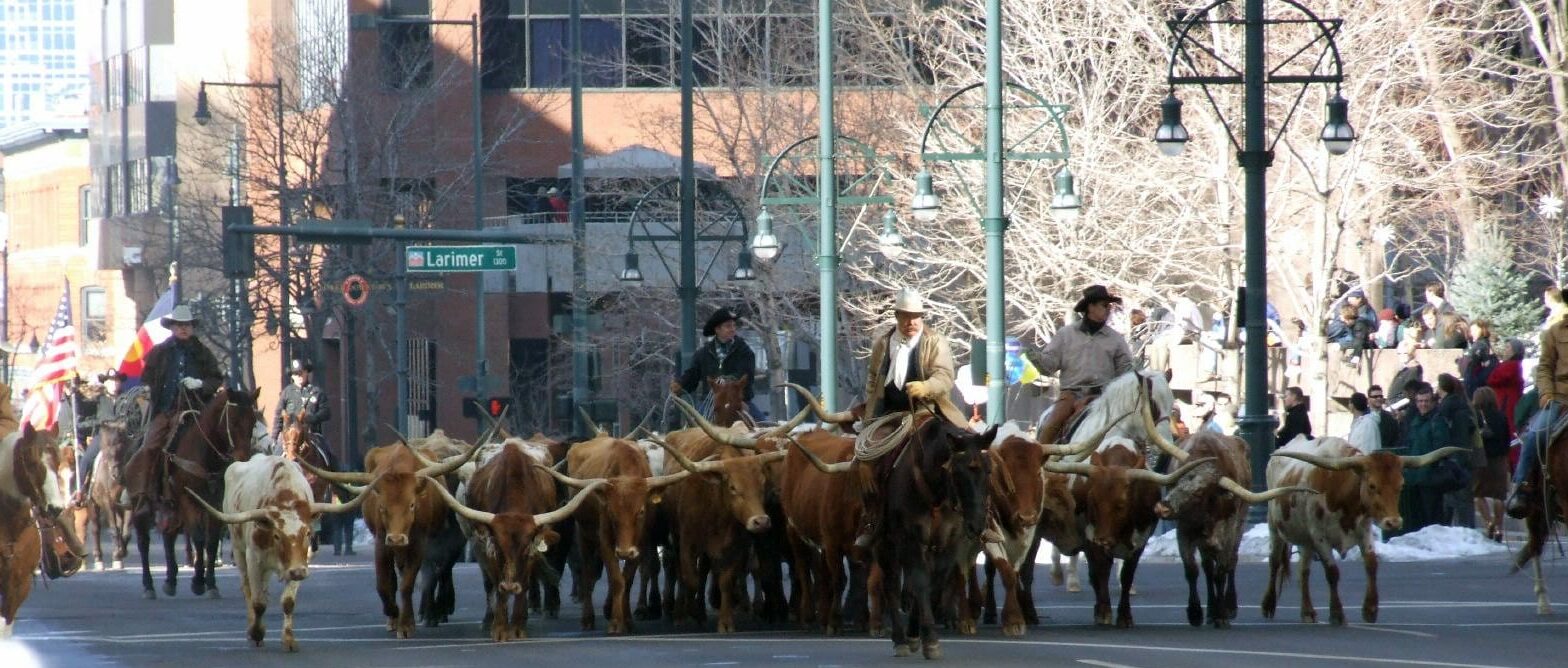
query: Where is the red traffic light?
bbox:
[486,397,512,418]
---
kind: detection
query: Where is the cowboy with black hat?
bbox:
[76,368,141,496]
[670,306,764,420]
[1028,285,1135,445]
[273,359,331,444]
[137,304,225,455]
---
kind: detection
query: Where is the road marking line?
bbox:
[1348,625,1436,638]
[1079,660,1145,668]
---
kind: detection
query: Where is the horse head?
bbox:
[705,375,750,427]
[281,409,309,461]
[5,424,68,514]
[194,386,263,463]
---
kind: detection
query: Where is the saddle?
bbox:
[36,510,84,579]
[1045,394,1096,445]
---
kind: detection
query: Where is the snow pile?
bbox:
[1143,523,1508,562]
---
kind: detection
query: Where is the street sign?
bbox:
[406,245,517,272]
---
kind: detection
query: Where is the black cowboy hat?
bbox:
[289,359,314,374]
[703,307,741,337]
[1073,285,1124,314]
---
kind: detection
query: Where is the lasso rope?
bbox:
[854,411,915,462]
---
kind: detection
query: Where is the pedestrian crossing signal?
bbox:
[486,397,512,418]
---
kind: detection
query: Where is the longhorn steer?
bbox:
[778,429,868,635]
[1264,436,1466,625]
[543,435,693,634]
[189,455,368,651]
[655,427,787,633]
[426,444,605,642]
[300,439,478,638]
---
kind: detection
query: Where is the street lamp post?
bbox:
[1158,0,1355,499]
[196,78,287,382]
[753,135,900,408]
[379,14,488,436]
[913,80,1079,424]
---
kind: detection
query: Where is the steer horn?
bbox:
[538,465,603,490]
[1041,407,1134,458]
[312,477,380,515]
[477,404,513,445]
[653,436,720,475]
[1137,376,1189,463]
[578,406,607,437]
[624,406,658,441]
[1042,460,1095,476]
[186,489,269,524]
[534,479,612,526]
[1126,457,1219,487]
[297,457,373,485]
[787,436,854,474]
[671,395,758,449]
[418,440,485,478]
[1401,446,1471,469]
[782,383,856,424]
[423,474,496,525]
[1271,450,1367,473]
[1217,477,1319,504]
[763,406,815,439]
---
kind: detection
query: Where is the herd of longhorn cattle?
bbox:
[0,369,1518,659]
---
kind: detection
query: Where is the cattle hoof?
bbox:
[163,581,177,597]
[1002,622,1025,637]
[113,559,124,570]
[1187,605,1203,627]
[491,627,510,643]
[248,626,264,645]
[282,636,298,652]
[922,641,942,660]
[94,561,105,572]
[1329,610,1346,626]
[143,588,156,600]
[1049,570,1064,587]
[1301,611,1317,624]
[894,644,912,658]
[1066,582,1082,593]
[1116,614,1134,629]
[957,620,976,635]
[717,620,735,634]
[1210,617,1230,630]
[1362,606,1378,623]
[1094,613,1113,626]
[869,624,886,638]
[192,580,206,596]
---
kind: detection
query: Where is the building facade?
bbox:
[0,0,89,131]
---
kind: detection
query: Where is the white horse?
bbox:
[1040,370,1177,593]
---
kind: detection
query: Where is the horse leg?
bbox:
[204,517,223,598]
[162,527,180,597]
[135,513,156,598]
[190,512,208,597]
[1019,537,1042,625]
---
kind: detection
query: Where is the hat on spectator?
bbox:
[1378,308,1397,322]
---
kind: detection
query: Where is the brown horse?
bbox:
[1513,421,1568,615]
[83,422,136,570]
[125,386,262,599]
[705,376,751,429]
[280,410,333,554]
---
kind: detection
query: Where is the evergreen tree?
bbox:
[1450,224,1540,339]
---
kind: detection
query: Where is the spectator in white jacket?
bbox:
[1346,391,1382,452]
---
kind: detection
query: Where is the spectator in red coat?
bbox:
[1486,337,1525,436]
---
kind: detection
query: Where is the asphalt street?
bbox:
[6,537,1566,668]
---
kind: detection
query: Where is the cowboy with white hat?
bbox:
[854,288,970,548]
[1029,284,1135,445]
[135,303,224,460]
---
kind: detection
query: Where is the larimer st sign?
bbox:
[406,245,517,272]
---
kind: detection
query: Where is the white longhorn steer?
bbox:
[190,455,369,651]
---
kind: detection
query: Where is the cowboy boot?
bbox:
[1506,481,1535,520]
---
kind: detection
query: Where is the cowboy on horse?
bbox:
[76,368,141,498]
[1029,284,1136,445]
[125,304,225,504]
[272,359,331,460]
[670,306,766,423]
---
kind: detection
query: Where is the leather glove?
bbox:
[669,380,684,395]
[905,380,932,400]
[180,377,204,390]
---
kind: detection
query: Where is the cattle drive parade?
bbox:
[2,0,1566,666]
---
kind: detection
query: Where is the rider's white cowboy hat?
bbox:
[893,288,926,315]
[160,304,198,328]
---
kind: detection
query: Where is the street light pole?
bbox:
[1159,0,1355,503]
[981,0,1005,424]
[569,1,591,437]
[195,78,287,381]
[677,0,698,374]
[816,0,839,409]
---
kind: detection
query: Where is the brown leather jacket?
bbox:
[1536,316,1568,407]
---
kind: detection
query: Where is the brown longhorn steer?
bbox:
[778,429,870,635]
[1265,436,1465,625]
[188,455,369,651]
[300,438,479,638]
[652,424,788,633]
[425,446,606,642]
[541,435,694,634]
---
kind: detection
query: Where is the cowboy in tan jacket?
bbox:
[855,288,971,547]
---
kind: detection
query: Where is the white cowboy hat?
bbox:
[893,288,925,314]
[160,304,198,328]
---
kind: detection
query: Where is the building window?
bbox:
[81,286,107,342]
[380,0,433,89]
[78,184,92,246]
[107,54,123,109]
[481,0,528,90]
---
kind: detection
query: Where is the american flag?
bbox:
[22,281,78,430]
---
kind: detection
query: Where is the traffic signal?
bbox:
[464,396,513,419]
[221,206,255,278]
[486,397,512,418]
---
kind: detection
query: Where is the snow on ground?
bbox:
[1142,523,1509,563]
